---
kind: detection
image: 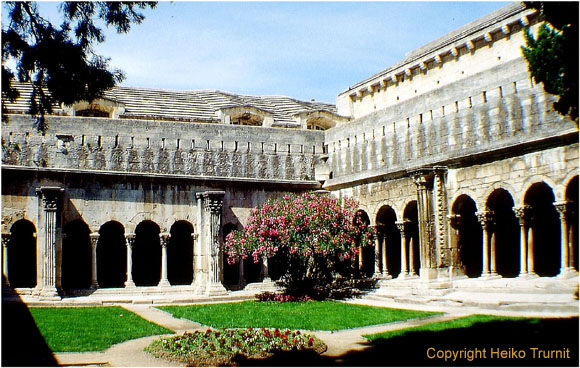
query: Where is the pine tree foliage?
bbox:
[1,1,156,131]
[522,2,578,126]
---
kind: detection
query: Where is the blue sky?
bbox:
[5,1,511,103]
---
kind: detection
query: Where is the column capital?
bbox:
[407,168,435,189]
[1,232,11,246]
[512,205,532,225]
[395,220,409,235]
[554,201,569,219]
[159,232,171,247]
[125,233,136,246]
[476,210,495,229]
[197,191,226,213]
[35,187,64,211]
[447,214,462,230]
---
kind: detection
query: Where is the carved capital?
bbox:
[125,233,136,247]
[554,201,569,221]
[395,221,409,236]
[35,187,64,211]
[197,191,225,214]
[89,233,99,248]
[447,214,462,230]
[512,205,531,226]
[408,168,435,190]
[1,232,11,248]
[159,233,171,247]
[476,211,495,229]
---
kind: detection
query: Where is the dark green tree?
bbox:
[1,1,156,131]
[521,2,578,126]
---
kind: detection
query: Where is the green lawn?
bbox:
[364,314,521,342]
[29,306,172,352]
[159,301,439,331]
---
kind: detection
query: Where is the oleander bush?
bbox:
[224,192,375,296]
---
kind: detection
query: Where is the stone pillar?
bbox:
[433,167,449,270]
[527,225,536,276]
[374,230,381,277]
[447,214,462,276]
[238,257,246,287]
[490,231,498,276]
[125,234,136,287]
[89,233,99,289]
[409,169,436,279]
[158,233,171,287]
[191,233,198,285]
[555,202,573,277]
[476,211,494,277]
[35,187,64,298]
[396,221,408,278]
[381,234,388,277]
[194,191,227,295]
[409,236,417,276]
[2,232,11,286]
[261,256,270,282]
[513,206,530,277]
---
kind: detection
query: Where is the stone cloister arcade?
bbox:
[358,174,579,282]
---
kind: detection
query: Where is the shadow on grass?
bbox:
[234,317,579,367]
[2,277,58,366]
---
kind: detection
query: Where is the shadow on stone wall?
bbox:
[234,317,579,366]
[1,276,58,366]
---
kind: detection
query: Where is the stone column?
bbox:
[381,233,389,278]
[490,231,498,276]
[396,221,408,278]
[35,187,64,298]
[261,256,270,282]
[527,224,536,276]
[374,230,381,277]
[555,202,573,277]
[476,211,494,277]
[158,233,171,287]
[89,233,99,289]
[409,236,417,276]
[447,214,462,276]
[238,257,246,287]
[433,167,449,270]
[513,206,530,277]
[2,232,11,286]
[191,233,198,285]
[125,234,136,287]
[409,169,436,279]
[194,191,227,295]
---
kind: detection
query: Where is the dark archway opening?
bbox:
[168,221,194,285]
[375,206,400,277]
[452,195,482,278]
[8,219,37,288]
[355,210,374,278]
[62,220,92,290]
[403,202,420,274]
[133,220,161,286]
[486,189,519,278]
[566,176,579,271]
[524,182,560,277]
[222,223,240,288]
[97,221,127,288]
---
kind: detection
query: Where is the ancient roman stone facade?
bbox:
[1,3,578,302]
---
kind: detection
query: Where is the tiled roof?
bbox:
[4,82,339,124]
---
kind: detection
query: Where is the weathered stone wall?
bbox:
[2,115,325,182]
[325,58,576,188]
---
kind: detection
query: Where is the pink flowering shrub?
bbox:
[224,192,375,295]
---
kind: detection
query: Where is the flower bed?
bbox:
[146,328,326,366]
[256,291,312,302]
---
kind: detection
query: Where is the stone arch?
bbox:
[565,175,578,271]
[133,220,161,286]
[523,182,560,277]
[8,219,37,288]
[521,175,558,203]
[451,194,482,278]
[482,182,520,207]
[375,205,400,277]
[168,220,194,285]
[222,223,241,288]
[403,201,420,275]
[486,188,519,278]
[97,221,127,288]
[355,209,374,277]
[62,220,92,290]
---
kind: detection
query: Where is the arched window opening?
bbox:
[451,195,482,278]
[355,210,374,278]
[133,220,161,286]
[222,223,241,288]
[8,219,37,288]
[524,182,560,277]
[486,189,519,278]
[75,109,110,118]
[168,220,194,285]
[97,221,126,288]
[231,112,263,126]
[62,220,92,290]
[375,205,400,277]
[403,202,420,275]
